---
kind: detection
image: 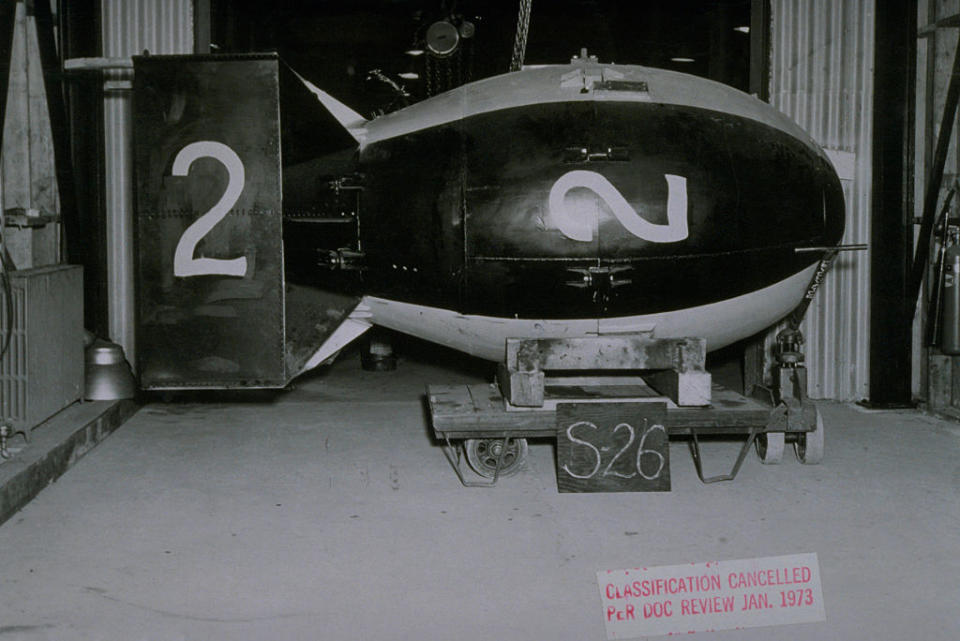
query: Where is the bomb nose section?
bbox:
[452,94,843,321]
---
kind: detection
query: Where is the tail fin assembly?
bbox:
[132,53,369,389]
[287,67,368,144]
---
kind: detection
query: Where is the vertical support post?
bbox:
[33,0,78,263]
[742,331,767,394]
[0,1,13,238]
[194,0,211,54]
[868,0,918,407]
[0,2,17,156]
[60,0,107,337]
[101,0,134,365]
[744,0,771,393]
[102,75,135,365]
[749,0,770,101]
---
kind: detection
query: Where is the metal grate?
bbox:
[0,285,27,422]
[0,266,83,430]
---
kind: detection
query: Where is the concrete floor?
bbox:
[0,342,958,641]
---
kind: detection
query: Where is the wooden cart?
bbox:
[426,334,823,488]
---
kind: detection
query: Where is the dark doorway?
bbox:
[208,0,758,120]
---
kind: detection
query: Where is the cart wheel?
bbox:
[795,407,824,464]
[756,432,785,464]
[463,438,528,478]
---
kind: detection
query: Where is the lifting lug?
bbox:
[565,265,632,288]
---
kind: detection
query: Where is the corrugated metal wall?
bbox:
[769,0,875,400]
[102,0,193,366]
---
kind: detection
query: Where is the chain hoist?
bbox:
[509,0,533,72]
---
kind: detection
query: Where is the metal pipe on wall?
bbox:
[101,0,193,367]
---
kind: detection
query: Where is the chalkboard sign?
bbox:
[556,402,670,492]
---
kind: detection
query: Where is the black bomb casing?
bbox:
[345,62,845,360]
[133,54,844,389]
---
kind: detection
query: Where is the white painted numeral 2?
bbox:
[172,141,248,278]
[549,169,688,243]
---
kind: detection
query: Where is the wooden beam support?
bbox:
[500,336,710,408]
[505,336,707,373]
[496,363,544,408]
[918,13,960,38]
[642,369,712,407]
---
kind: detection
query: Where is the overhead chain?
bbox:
[509,0,533,72]
[426,54,435,96]
[446,50,454,90]
[455,47,462,87]
[466,37,474,83]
